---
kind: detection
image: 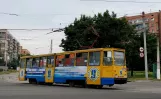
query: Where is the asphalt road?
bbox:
[0,79,161,99]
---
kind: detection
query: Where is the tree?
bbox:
[60,11,137,49]
[60,10,158,74]
[8,58,19,69]
[0,52,5,66]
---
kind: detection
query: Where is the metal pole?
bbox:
[157,37,160,79]
[4,32,8,70]
[0,40,1,55]
[157,10,161,79]
[142,12,148,80]
[5,40,7,68]
[50,39,53,53]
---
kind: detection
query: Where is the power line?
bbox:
[80,0,161,3]
[18,28,65,41]
[0,12,82,17]
[0,12,19,16]
[0,28,62,31]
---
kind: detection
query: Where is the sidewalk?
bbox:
[0,72,27,83]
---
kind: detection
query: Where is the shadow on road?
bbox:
[16,82,123,90]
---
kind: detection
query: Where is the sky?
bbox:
[0,0,161,55]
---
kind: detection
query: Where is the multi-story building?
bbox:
[124,11,161,35]
[19,46,22,55]
[21,49,30,55]
[0,29,20,63]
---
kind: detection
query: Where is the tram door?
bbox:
[45,56,55,83]
[87,51,101,85]
[19,59,26,81]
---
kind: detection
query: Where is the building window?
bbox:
[0,43,5,48]
[151,18,154,21]
[0,32,5,38]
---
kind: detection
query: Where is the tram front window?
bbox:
[114,51,125,66]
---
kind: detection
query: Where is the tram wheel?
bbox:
[32,79,37,84]
[47,83,53,86]
[69,81,75,87]
[82,83,88,88]
[29,79,32,84]
[38,82,45,85]
[109,84,114,87]
[96,85,103,89]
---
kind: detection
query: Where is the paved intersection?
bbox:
[0,73,161,99]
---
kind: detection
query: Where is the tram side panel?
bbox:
[26,68,46,83]
[54,66,87,84]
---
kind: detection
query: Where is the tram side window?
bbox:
[40,57,43,67]
[89,51,100,66]
[103,51,112,66]
[43,57,47,67]
[39,57,47,67]
[26,58,32,68]
[56,55,64,67]
[32,58,37,68]
[51,57,54,66]
[63,54,75,66]
[47,56,54,66]
[20,59,25,68]
[76,52,88,66]
[36,58,40,67]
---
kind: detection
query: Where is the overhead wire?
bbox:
[0,28,65,31]
[0,12,82,17]
[80,0,161,3]
[17,28,65,41]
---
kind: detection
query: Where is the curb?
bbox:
[128,80,161,82]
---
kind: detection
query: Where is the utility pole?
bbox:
[50,39,53,53]
[142,12,148,80]
[5,39,8,68]
[0,40,1,55]
[157,10,161,79]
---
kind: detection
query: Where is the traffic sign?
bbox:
[140,53,144,57]
[140,47,144,52]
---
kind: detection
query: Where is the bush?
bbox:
[7,58,19,70]
[0,59,5,66]
[0,68,3,72]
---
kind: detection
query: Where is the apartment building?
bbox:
[0,29,20,62]
[21,49,30,55]
[124,12,161,35]
[19,46,30,55]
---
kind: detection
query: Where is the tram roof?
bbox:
[20,48,125,59]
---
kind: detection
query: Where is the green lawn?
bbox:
[128,71,161,81]
[0,69,17,75]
